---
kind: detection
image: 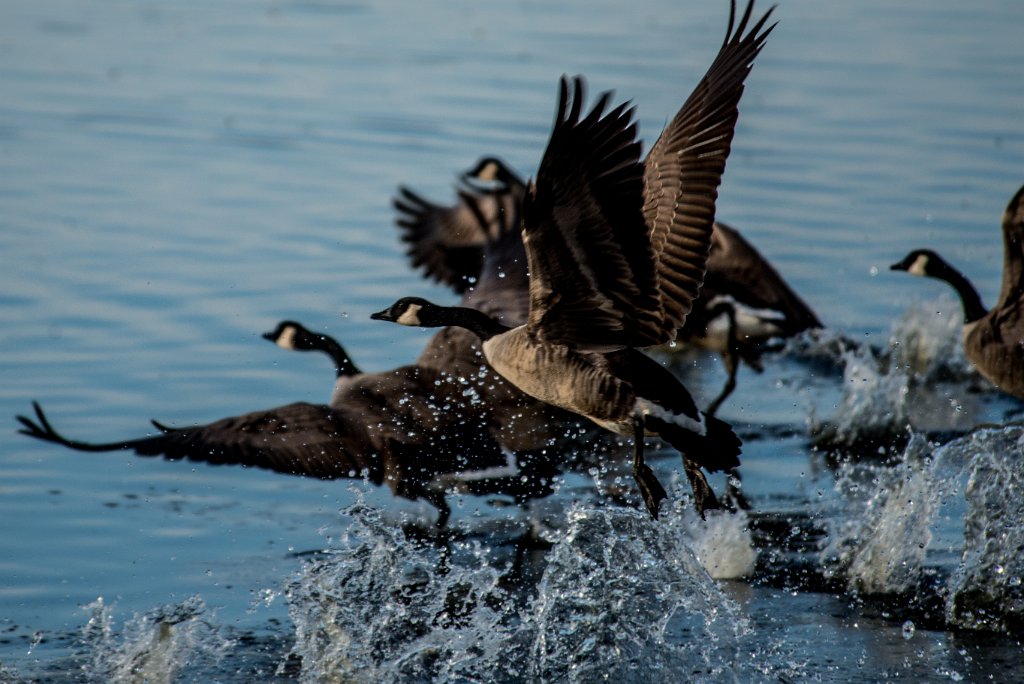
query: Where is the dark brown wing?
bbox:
[393,186,486,293]
[17,400,386,483]
[523,76,664,351]
[393,184,521,294]
[643,0,776,333]
[700,221,821,333]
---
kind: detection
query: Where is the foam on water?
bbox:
[682,508,758,581]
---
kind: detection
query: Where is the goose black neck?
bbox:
[441,306,511,341]
[318,336,360,378]
[932,261,987,324]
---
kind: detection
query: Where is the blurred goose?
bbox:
[685,221,822,414]
[393,157,524,294]
[393,161,522,294]
[375,1,774,519]
[263,320,362,404]
[891,184,1024,399]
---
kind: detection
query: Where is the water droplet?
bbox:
[901,620,915,639]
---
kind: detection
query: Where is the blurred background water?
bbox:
[2,0,1023,681]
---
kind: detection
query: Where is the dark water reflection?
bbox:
[2,0,1023,680]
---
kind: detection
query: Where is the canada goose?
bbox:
[16,362,511,527]
[891,184,1024,399]
[684,220,822,414]
[398,167,819,419]
[375,1,774,519]
[16,209,603,526]
[393,168,520,294]
[263,320,361,377]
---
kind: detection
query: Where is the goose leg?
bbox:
[423,488,451,529]
[632,416,667,519]
[706,353,739,417]
[683,460,721,520]
[724,467,751,511]
[707,305,740,417]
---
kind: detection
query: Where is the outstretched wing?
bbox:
[523,75,662,351]
[17,400,385,483]
[644,0,776,334]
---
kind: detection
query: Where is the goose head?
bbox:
[890,249,951,279]
[371,297,444,327]
[462,156,521,191]
[263,320,318,351]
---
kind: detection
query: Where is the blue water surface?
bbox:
[1,0,1023,679]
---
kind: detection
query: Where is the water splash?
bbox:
[285,503,513,683]
[946,425,1024,631]
[76,595,231,683]
[529,502,752,683]
[887,294,972,385]
[812,342,910,452]
[822,424,1024,631]
[286,498,769,682]
[822,434,954,595]
[813,297,982,451]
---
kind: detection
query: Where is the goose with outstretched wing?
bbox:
[374,0,775,518]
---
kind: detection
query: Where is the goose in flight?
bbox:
[374,0,775,519]
[685,220,821,414]
[396,163,820,415]
[891,184,1024,399]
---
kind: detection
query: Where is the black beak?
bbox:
[370,309,392,322]
[261,331,275,341]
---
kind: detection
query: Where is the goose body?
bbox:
[376,0,774,518]
[688,221,821,351]
[682,220,822,413]
[891,185,1024,399]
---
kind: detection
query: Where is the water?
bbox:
[2,0,1024,680]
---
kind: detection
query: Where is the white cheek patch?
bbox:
[908,254,929,277]
[275,326,297,349]
[396,303,422,326]
[476,161,499,182]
